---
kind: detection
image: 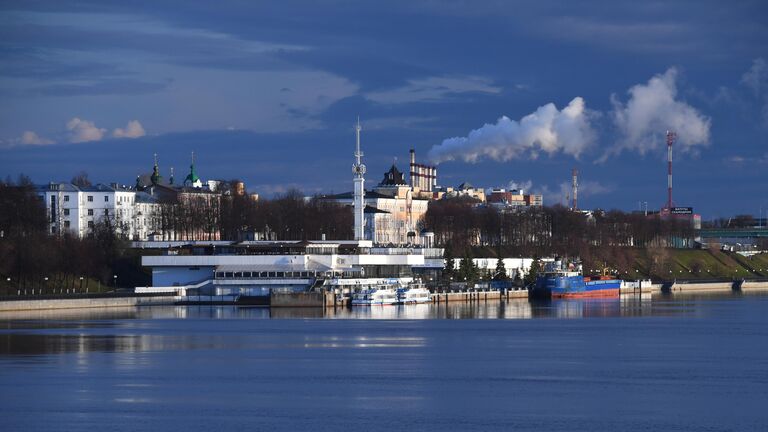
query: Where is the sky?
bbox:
[0,0,766,219]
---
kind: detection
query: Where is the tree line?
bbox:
[0,176,134,296]
[423,199,696,280]
[0,179,354,295]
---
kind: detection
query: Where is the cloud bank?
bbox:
[428,97,596,164]
[609,68,710,156]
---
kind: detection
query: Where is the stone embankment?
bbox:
[0,294,176,312]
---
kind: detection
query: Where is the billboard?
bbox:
[670,207,693,215]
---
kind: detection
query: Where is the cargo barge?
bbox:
[531,261,621,299]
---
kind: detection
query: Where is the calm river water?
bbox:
[1,292,767,431]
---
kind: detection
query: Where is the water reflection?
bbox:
[0,293,766,360]
[0,291,764,324]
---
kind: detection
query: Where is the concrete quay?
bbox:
[663,279,768,293]
[430,289,527,304]
[0,294,177,312]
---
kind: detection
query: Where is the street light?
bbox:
[113,274,117,289]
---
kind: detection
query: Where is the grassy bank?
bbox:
[472,245,768,280]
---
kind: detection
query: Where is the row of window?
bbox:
[62,209,109,216]
[215,271,323,279]
[62,194,110,203]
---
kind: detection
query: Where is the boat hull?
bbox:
[533,274,621,299]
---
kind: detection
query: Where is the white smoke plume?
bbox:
[112,120,146,138]
[609,68,710,158]
[507,179,533,193]
[428,97,596,164]
[66,117,106,143]
[536,180,613,207]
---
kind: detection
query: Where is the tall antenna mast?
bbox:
[355,117,362,166]
[572,168,579,211]
[352,117,366,241]
[666,130,676,210]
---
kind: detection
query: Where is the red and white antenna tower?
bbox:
[571,168,578,211]
[666,130,676,210]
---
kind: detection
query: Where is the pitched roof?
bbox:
[379,164,407,186]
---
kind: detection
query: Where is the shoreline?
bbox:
[1,279,767,312]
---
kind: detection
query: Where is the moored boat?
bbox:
[351,286,399,305]
[397,283,432,304]
[531,261,621,299]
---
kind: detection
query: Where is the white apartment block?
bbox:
[38,183,161,240]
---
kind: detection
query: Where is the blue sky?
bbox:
[0,1,766,219]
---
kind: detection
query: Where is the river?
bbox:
[1,292,767,431]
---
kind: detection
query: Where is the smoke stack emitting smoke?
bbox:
[427,97,596,164]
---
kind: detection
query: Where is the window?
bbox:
[87,195,93,202]
[104,209,109,216]
[63,209,70,216]
[87,221,94,228]
[104,196,109,202]
[64,220,70,228]
[88,209,94,216]
[64,195,70,202]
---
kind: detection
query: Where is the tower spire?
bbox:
[151,153,162,185]
[352,117,366,241]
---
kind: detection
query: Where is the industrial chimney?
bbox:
[666,130,676,210]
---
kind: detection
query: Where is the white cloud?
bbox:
[66,117,106,143]
[112,120,146,138]
[609,68,710,158]
[740,58,768,125]
[21,131,54,145]
[428,97,596,164]
[741,58,767,97]
[366,76,501,104]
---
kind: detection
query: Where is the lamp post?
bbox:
[113,274,118,290]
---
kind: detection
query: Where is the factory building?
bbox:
[433,182,487,202]
[487,188,543,209]
[409,149,437,194]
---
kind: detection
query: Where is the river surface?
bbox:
[1,292,767,431]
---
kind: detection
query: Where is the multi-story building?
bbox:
[487,188,543,210]
[38,182,161,239]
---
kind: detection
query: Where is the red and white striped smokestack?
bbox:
[666,130,676,210]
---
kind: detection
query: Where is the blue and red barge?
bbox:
[531,262,621,299]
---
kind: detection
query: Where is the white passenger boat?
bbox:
[397,284,432,304]
[351,286,399,305]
